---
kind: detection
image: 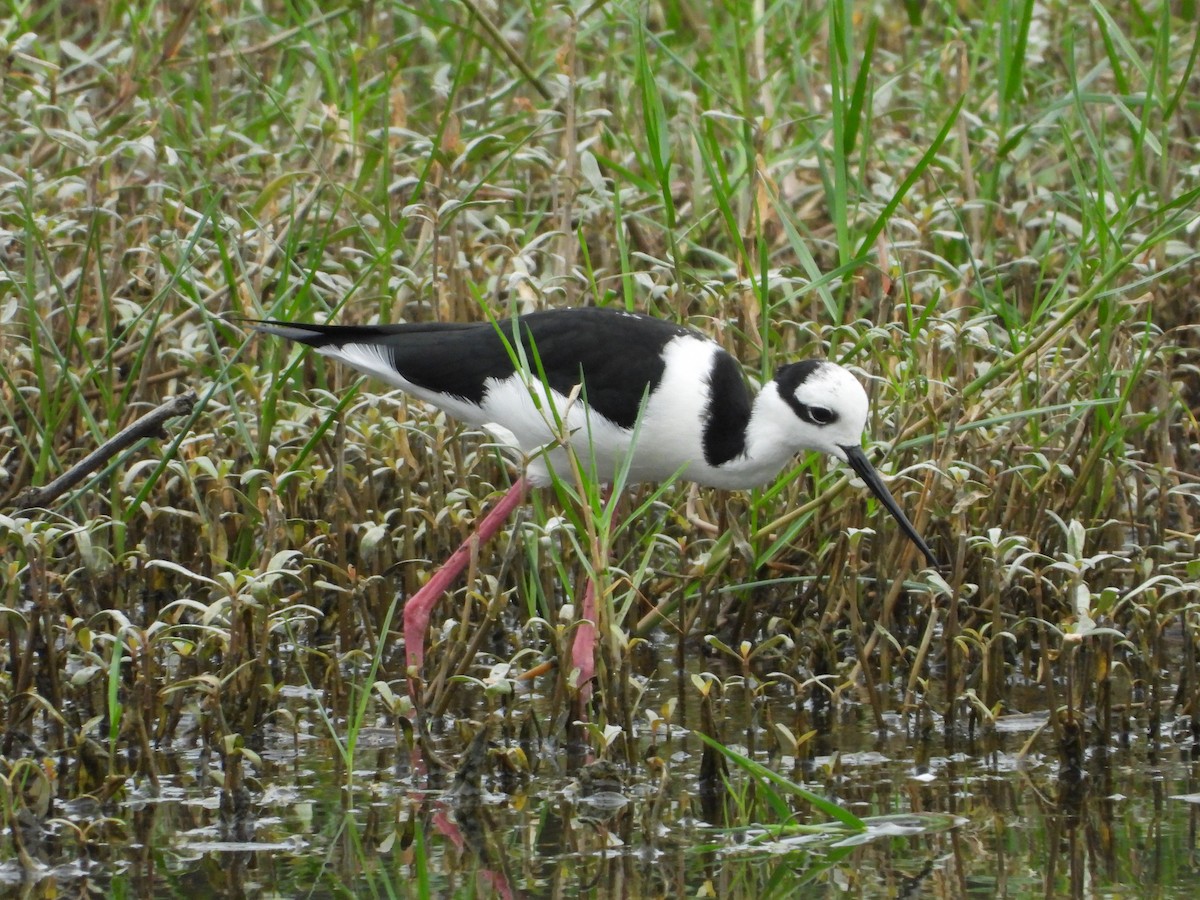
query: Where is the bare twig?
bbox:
[11,391,198,511]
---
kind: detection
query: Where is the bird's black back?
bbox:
[259,307,698,430]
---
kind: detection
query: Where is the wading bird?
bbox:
[256,307,938,696]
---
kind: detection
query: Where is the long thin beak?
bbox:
[841,445,938,568]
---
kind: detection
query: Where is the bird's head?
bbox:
[772,360,938,568]
[773,360,870,461]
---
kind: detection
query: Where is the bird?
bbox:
[255,306,938,697]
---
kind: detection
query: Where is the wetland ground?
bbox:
[3,1,1200,896]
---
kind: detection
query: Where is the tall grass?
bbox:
[1,0,1199,891]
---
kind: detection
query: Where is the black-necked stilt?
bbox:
[256,307,938,691]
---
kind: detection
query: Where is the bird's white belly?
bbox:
[474,375,672,486]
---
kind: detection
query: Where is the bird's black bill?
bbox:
[841,445,938,568]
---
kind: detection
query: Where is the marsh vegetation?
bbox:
[2,0,1200,895]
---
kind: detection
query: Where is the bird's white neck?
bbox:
[701,383,809,490]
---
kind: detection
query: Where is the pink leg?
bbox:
[570,577,597,703]
[568,486,614,704]
[403,477,529,673]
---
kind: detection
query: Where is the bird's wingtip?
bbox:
[248,320,325,343]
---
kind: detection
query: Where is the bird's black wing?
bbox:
[510,308,696,429]
[256,308,698,430]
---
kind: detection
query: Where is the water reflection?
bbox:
[6,656,1198,898]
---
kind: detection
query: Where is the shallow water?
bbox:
[10,647,1200,899]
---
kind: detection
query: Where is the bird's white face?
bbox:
[765,360,937,567]
[780,362,871,460]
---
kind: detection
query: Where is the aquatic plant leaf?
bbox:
[694,731,865,831]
